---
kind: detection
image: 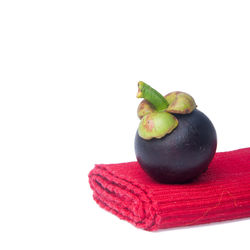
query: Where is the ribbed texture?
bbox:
[88,148,250,231]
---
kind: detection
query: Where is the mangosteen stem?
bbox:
[137,81,169,111]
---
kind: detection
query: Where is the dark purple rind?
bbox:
[134,109,217,184]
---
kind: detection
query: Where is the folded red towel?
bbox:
[88,148,250,231]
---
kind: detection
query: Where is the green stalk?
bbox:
[136,81,169,111]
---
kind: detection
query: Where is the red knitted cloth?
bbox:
[88,148,250,231]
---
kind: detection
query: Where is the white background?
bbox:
[0,0,250,249]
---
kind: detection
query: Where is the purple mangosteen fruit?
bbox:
[134,81,217,184]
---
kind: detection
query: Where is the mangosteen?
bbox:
[134,81,217,184]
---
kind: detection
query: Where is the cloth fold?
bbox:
[88,148,250,231]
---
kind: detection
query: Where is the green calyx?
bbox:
[137,99,155,119]
[165,91,197,114]
[138,111,178,140]
[136,81,197,140]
